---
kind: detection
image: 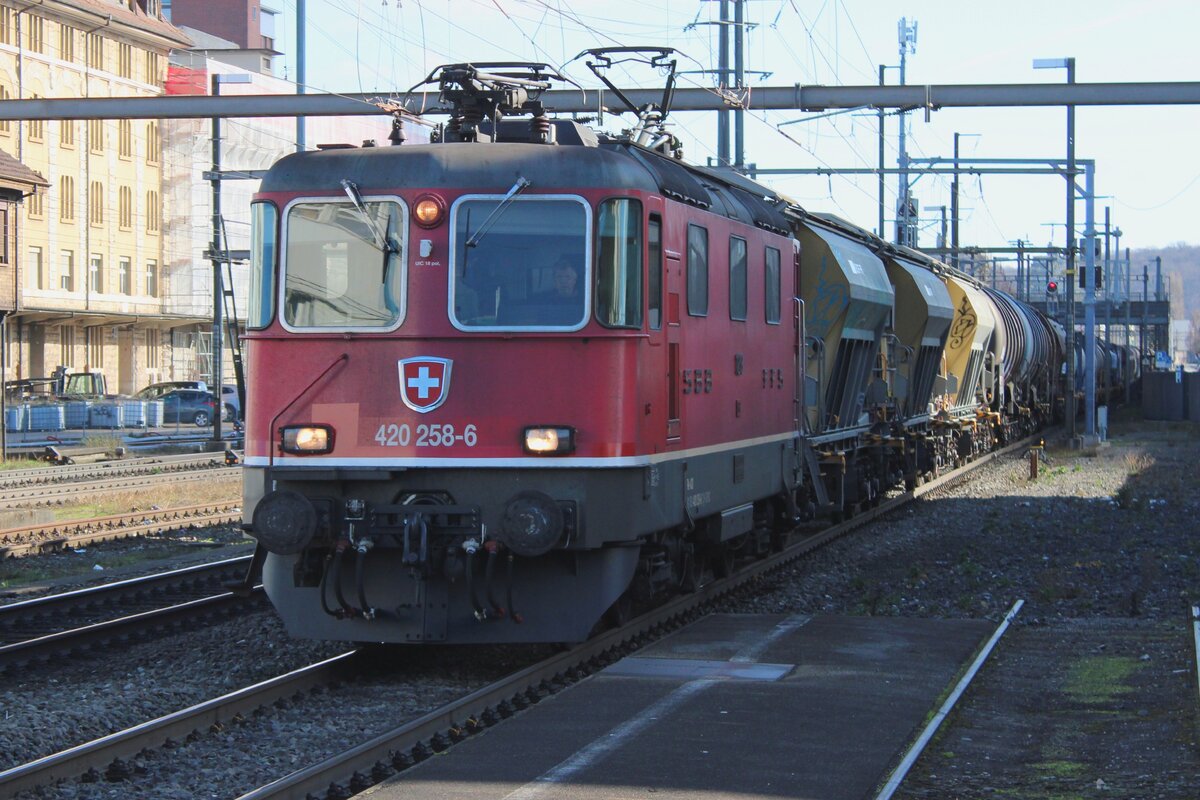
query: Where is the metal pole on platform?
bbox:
[1083,163,1096,440]
[1034,57,1076,439]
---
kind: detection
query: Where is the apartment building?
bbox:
[0,0,191,395]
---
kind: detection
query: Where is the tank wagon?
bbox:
[240,52,1066,645]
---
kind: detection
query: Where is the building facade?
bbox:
[163,39,392,387]
[0,0,193,395]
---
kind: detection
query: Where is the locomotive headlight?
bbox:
[280,424,334,454]
[523,426,575,455]
[413,194,445,228]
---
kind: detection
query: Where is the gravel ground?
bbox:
[3,606,546,799]
[719,412,1200,799]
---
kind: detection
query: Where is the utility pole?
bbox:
[297,0,306,152]
[734,0,745,170]
[1083,162,1097,442]
[210,73,251,444]
[717,0,729,167]
[1034,56,1076,441]
[1015,239,1025,300]
[951,133,960,269]
[210,75,225,444]
[878,65,886,238]
[896,17,917,246]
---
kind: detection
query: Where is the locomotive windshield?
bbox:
[281,198,406,330]
[450,196,589,331]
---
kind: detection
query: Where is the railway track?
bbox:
[0,555,260,674]
[0,501,242,558]
[0,466,241,508]
[0,435,1036,799]
[0,451,236,490]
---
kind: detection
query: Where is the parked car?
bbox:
[136,380,209,401]
[158,389,218,427]
[219,384,242,422]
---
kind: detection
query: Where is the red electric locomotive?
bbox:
[243,54,809,643]
[242,50,1065,646]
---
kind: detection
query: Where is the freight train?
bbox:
[240,52,1117,645]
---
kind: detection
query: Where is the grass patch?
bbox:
[80,431,125,451]
[0,457,46,471]
[1033,760,1086,778]
[1064,655,1142,705]
[51,476,240,521]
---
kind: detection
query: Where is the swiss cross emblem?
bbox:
[398,357,452,413]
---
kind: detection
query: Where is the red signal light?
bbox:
[1047,281,1058,294]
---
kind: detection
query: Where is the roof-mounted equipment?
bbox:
[411,62,575,144]
[577,47,682,158]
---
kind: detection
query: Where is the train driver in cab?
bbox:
[532,256,585,325]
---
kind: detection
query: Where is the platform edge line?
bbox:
[872,598,1025,800]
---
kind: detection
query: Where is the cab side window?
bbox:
[596,198,643,329]
[686,223,708,316]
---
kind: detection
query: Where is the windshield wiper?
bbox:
[465,177,530,248]
[341,179,397,254]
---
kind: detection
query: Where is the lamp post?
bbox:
[1034,57,1077,442]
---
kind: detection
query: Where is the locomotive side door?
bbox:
[663,216,684,443]
[638,200,681,451]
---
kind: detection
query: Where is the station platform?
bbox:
[361,613,994,800]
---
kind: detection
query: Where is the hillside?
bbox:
[1130,242,1198,315]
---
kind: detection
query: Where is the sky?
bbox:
[264,0,1200,252]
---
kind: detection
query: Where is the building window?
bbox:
[0,207,8,265]
[119,257,132,295]
[87,33,103,70]
[89,253,103,293]
[145,122,160,163]
[118,185,132,229]
[59,176,75,221]
[28,246,43,290]
[0,8,11,45]
[118,119,132,158]
[89,181,103,225]
[59,24,76,63]
[146,329,159,371]
[27,96,43,141]
[145,51,161,87]
[118,42,132,78]
[145,259,158,297]
[146,190,160,233]
[26,15,44,54]
[60,119,74,148]
[60,326,75,367]
[88,328,104,368]
[88,119,103,152]
[60,250,74,291]
[26,191,43,220]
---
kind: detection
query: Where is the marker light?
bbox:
[413,194,445,228]
[523,426,576,455]
[280,424,335,454]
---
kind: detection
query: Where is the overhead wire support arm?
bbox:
[6,81,1200,120]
